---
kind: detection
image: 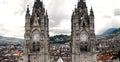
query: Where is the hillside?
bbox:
[1,27,120,45]
[49,35,70,44]
[102,28,117,35]
[0,35,71,45]
[98,28,120,40]
[0,36,23,46]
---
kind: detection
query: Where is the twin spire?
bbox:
[26,0,43,14]
[26,0,94,16]
[90,7,94,16]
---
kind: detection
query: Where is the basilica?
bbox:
[23,0,96,62]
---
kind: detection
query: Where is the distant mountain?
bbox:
[0,34,71,45]
[1,27,120,45]
[98,28,120,40]
[112,28,120,34]
[102,28,117,35]
[0,36,23,46]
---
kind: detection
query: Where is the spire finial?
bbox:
[90,6,94,16]
[75,5,77,9]
[26,5,30,13]
[27,5,29,8]
[90,6,93,11]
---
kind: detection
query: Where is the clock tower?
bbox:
[71,0,96,62]
[23,0,49,62]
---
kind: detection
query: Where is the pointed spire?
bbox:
[75,5,77,8]
[77,0,87,9]
[80,0,84,2]
[33,0,43,8]
[74,5,77,11]
[90,7,93,12]
[26,5,30,13]
[90,7,94,16]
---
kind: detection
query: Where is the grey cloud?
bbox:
[49,20,59,27]
[14,0,28,15]
[0,28,9,34]
[108,19,120,29]
[24,0,70,28]
[1,2,8,4]
[99,19,120,35]
[103,15,112,18]
[0,33,5,35]
[50,29,70,35]
[113,8,120,16]
[0,28,9,35]
[17,26,24,31]
[0,0,8,4]
[47,0,70,27]
[0,24,7,35]
[0,24,4,27]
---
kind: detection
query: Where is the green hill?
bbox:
[112,28,120,34]
[49,35,70,44]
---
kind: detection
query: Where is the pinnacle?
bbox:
[26,5,30,13]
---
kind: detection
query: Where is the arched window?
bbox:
[80,46,83,51]
[37,42,40,51]
[84,45,88,51]
[83,22,86,27]
[80,45,88,52]
[33,42,36,52]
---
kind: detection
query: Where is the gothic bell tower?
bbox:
[71,0,96,62]
[24,0,49,62]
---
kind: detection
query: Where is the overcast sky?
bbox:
[0,0,120,38]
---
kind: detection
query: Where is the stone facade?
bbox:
[23,0,49,62]
[71,0,96,62]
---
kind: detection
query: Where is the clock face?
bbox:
[80,33,88,41]
[32,34,40,41]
